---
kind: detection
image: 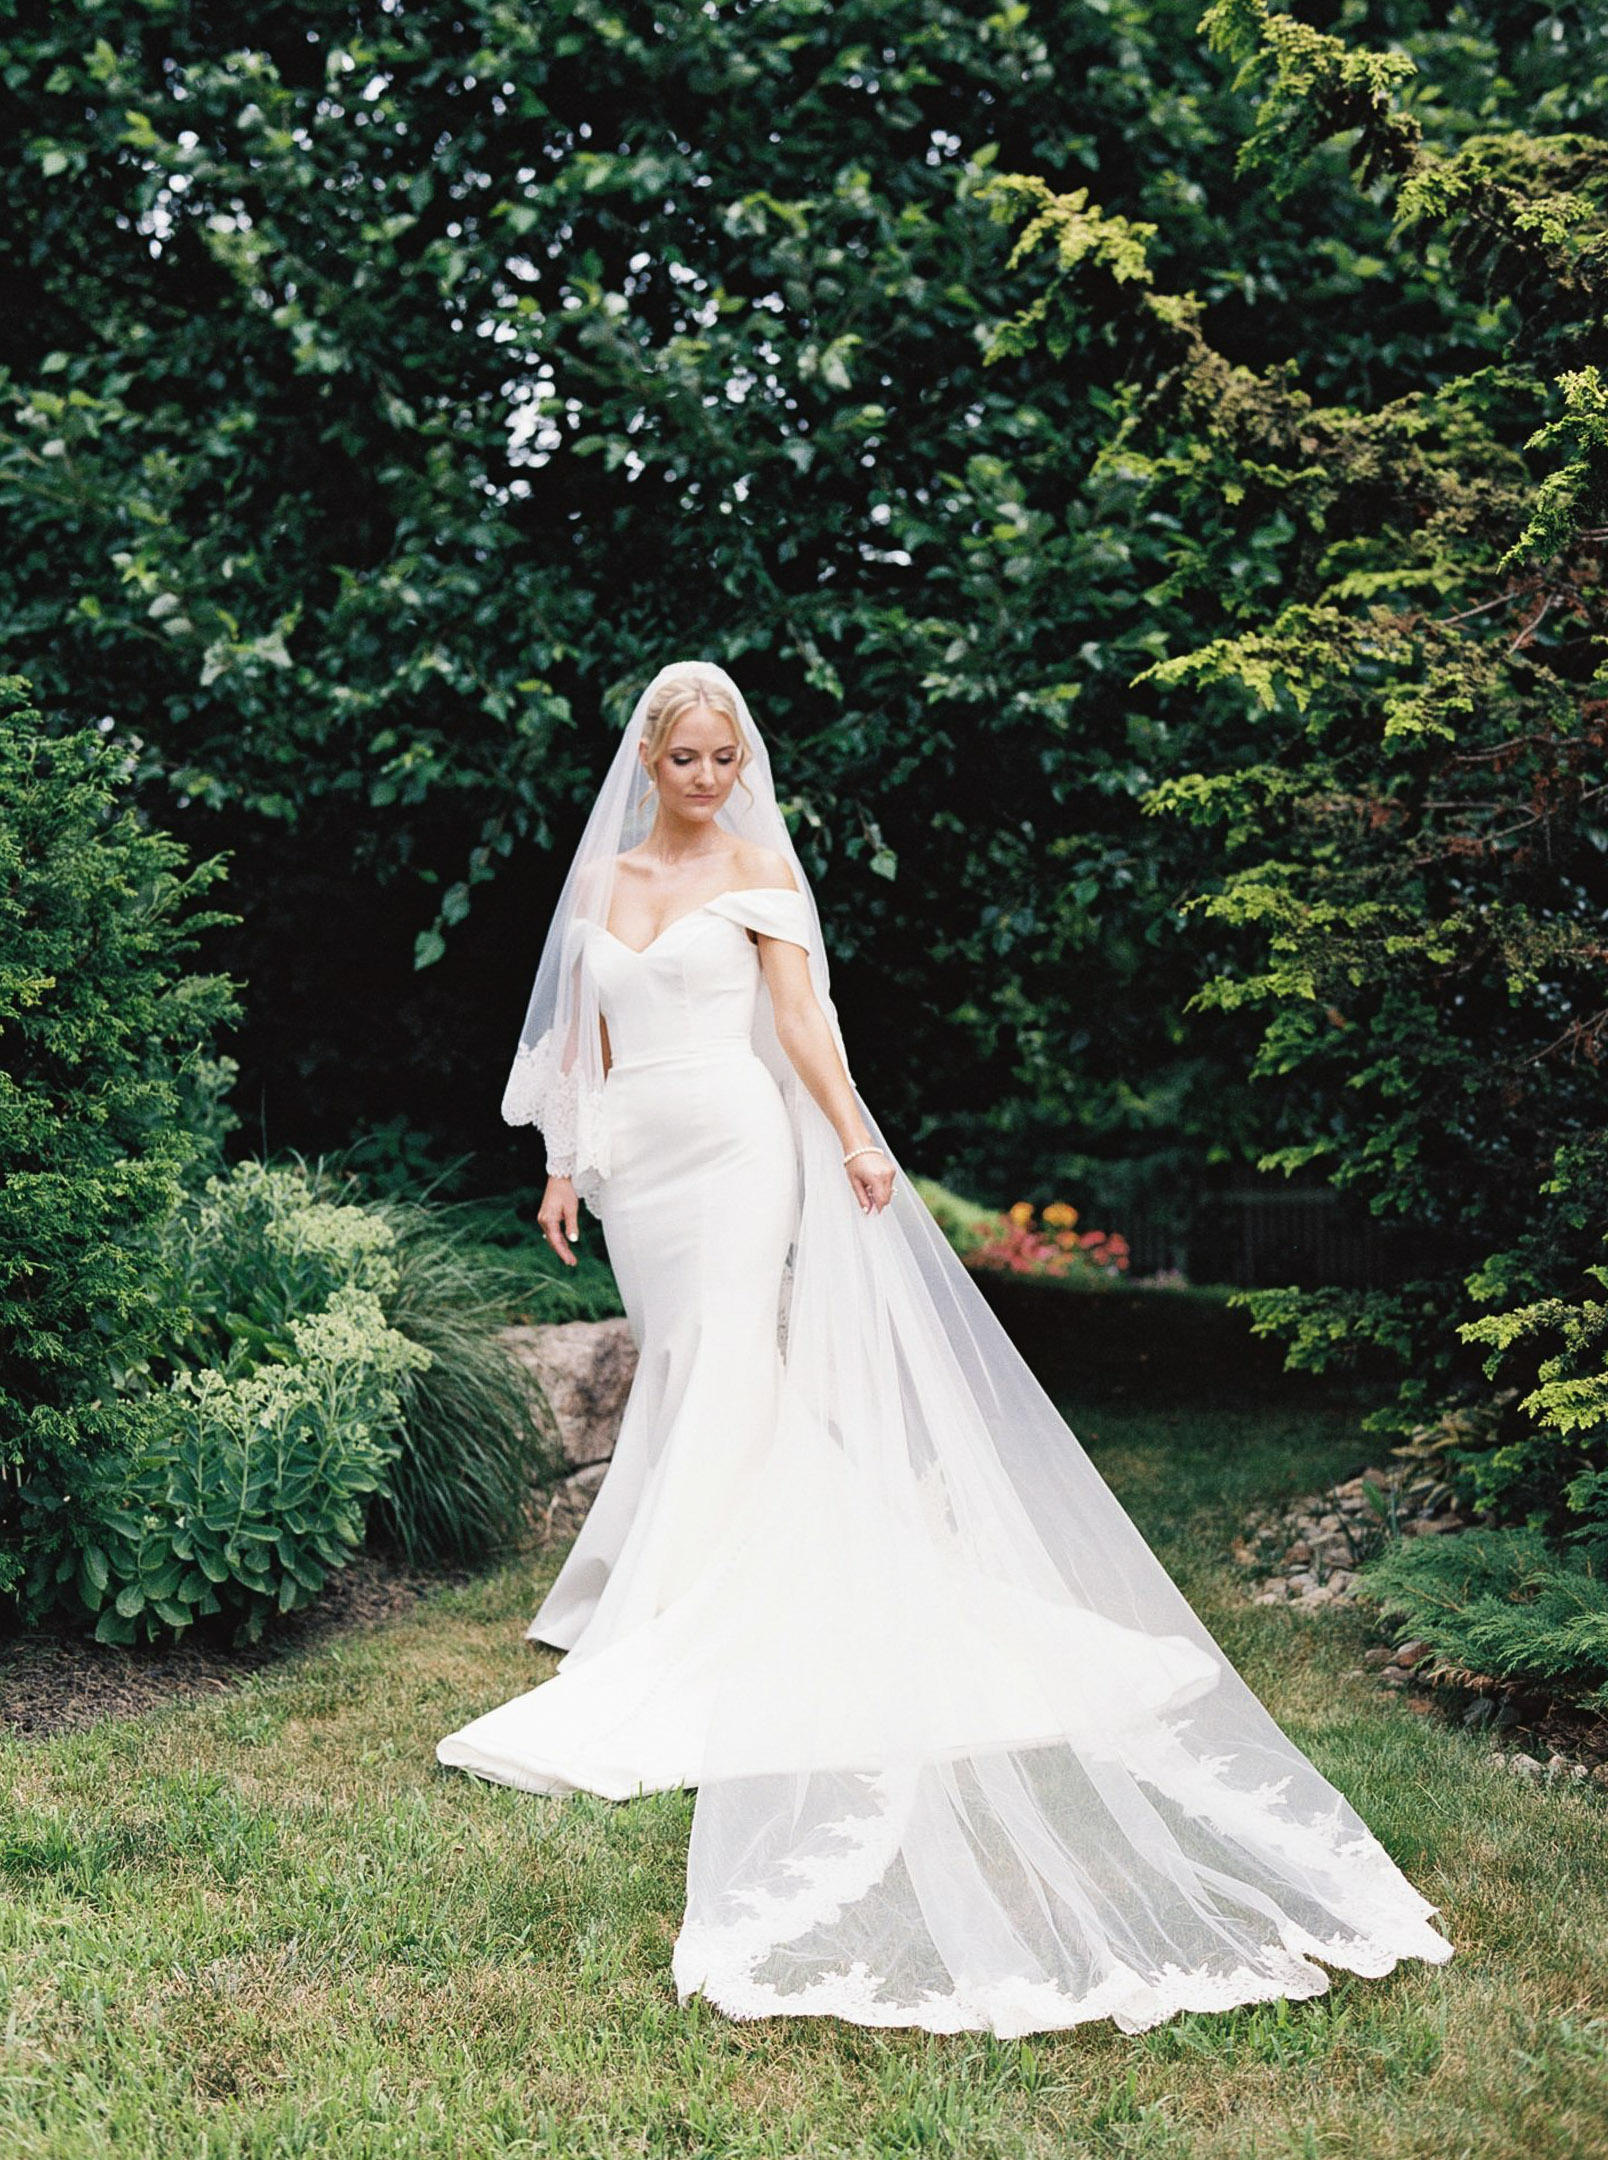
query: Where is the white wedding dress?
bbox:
[436,885,1455,2036]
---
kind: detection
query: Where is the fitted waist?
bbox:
[606,1035,759,1075]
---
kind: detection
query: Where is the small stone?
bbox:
[1508,1753,1544,1779]
[1325,1569,1356,1593]
[1590,1764,1608,1790]
[1394,1639,1431,1669]
[1380,1668,1409,1689]
[1283,1539,1313,1566]
[1363,1647,1395,1667]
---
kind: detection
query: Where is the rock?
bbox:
[1590,1764,1608,1790]
[1508,1753,1544,1779]
[1230,1538,1260,1567]
[1380,1668,1410,1689]
[1394,1639,1432,1669]
[1462,1698,1495,1728]
[1282,1539,1313,1566]
[537,1459,611,1544]
[1363,1647,1395,1668]
[1325,1568,1356,1593]
[497,1319,637,1469]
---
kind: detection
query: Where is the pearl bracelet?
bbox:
[842,1143,886,1168]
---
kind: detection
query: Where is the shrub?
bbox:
[146,1157,568,1581]
[23,1159,567,1633]
[1355,1524,1608,1715]
[0,684,238,1598]
[20,1161,432,1641]
[989,9,1608,1567]
[41,1287,429,1647]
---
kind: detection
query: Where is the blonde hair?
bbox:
[637,665,754,808]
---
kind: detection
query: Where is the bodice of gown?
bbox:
[586,886,812,1068]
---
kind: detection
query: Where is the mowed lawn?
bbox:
[3,1374,1606,2160]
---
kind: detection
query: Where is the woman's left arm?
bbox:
[758,936,896,1215]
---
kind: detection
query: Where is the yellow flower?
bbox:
[1008,1201,1034,1226]
[1042,1202,1079,1229]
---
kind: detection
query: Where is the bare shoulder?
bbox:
[732,841,799,894]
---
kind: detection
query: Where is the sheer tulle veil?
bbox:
[498,660,1454,2036]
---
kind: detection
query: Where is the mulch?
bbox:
[0,1550,478,1742]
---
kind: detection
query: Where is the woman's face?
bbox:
[644,703,742,824]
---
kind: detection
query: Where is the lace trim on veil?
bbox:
[502,1025,611,1214]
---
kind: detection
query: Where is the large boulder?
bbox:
[496,1318,636,1470]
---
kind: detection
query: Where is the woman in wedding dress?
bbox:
[436,659,1455,2037]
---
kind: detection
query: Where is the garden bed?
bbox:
[0,1549,472,1740]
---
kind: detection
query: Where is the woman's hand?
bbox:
[538,1174,581,1266]
[845,1145,896,1216]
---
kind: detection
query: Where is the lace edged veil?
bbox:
[500,659,849,1221]
[500,660,1454,2035]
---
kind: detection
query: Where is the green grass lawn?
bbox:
[3,1380,1606,2159]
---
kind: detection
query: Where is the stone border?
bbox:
[1232,1463,1608,1790]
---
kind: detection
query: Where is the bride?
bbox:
[436,659,1455,2037]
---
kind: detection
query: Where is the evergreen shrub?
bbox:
[1356,1524,1608,1713]
[0,682,237,1597]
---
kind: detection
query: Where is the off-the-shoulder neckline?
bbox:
[597,885,803,958]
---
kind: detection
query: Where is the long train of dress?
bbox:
[438,886,1454,2035]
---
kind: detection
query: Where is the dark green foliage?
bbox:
[988,4,1608,1566]
[20,1160,431,1641]
[1356,1525,1608,1714]
[0,682,238,1595]
[47,1285,427,1648]
[21,1156,566,1639]
[2,0,1587,1203]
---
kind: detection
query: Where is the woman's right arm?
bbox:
[538,1012,608,1267]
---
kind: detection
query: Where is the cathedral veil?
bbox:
[500,660,1454,2036]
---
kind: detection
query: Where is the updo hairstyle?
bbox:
[637,665,755,808]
